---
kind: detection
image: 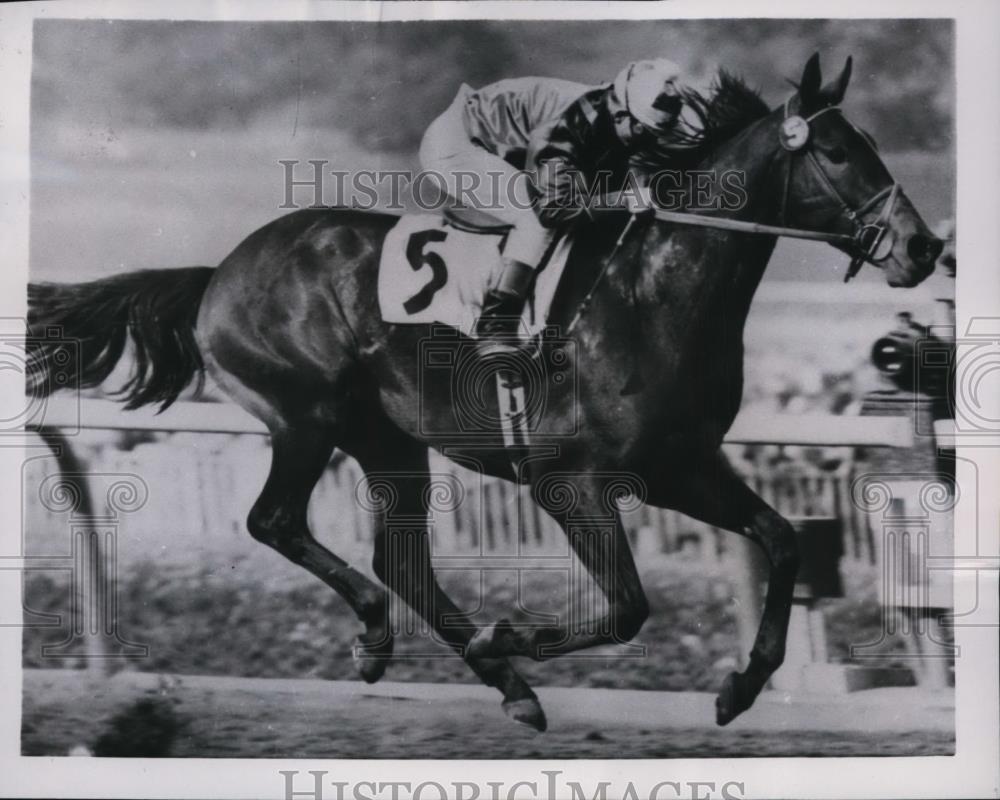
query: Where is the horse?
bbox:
[27,54,942,731]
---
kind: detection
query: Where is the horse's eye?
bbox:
[827,146,848,164]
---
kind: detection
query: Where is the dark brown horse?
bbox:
[28,55,940,730]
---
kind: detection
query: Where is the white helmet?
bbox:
[613,59,686,132]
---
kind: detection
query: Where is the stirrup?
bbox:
[474,332,531,450]
[477,336,525,361]
[494,368,530,450]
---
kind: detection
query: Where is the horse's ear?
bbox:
[820,56,853,106]
[798,52,823,111]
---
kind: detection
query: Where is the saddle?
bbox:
[442,206,513,236]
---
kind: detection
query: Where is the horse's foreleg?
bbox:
[359,439,546,731]
[663,451,800,726]
[247,426,393,683]
[467,475,650,660]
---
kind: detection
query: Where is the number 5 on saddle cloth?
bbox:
[378,211,576,449]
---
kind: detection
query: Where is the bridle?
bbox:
[774,99,900,281]
[568,97,905,335]
[635,96,902,282]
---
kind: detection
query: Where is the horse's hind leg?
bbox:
[247,424,393,683]
[466,473,650,660]
[663,451,800,726]
[357,433,547,731]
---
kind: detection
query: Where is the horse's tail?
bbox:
[27,267,215,410]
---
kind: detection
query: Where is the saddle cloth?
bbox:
[377,214,571,336]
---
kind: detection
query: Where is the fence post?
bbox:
[34,429,149,674]
[856,389,956,689]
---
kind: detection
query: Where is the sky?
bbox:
[29,18,954,288]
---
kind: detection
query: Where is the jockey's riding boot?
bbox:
[475,258,535,361]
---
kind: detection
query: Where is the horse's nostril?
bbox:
[907,234,944,265]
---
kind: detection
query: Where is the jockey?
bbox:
[419,60,692,359]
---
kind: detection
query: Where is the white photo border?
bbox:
[0,1,996,798]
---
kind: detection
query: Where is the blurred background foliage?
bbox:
[22,559,903,692]
[33,19,952,153]
[29,19,954,285]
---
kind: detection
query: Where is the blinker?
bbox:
[779,116,810,151]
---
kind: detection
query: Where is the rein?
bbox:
[567,98,904,335]
[643,102,901,280]
[646,207,855,246]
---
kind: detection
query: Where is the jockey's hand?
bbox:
[625,186,656,217]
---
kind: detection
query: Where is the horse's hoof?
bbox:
[466,619,513,660]
[715,671,752,726]
[352,631,394,684]
[502,696,547,732]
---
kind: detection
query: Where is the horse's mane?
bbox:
[632,69,770,170]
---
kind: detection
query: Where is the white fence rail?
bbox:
[24,397,904,570]
[33,397,913,446]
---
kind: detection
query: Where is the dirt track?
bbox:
[22,669,954,759]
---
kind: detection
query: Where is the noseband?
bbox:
[776,101,901,281]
